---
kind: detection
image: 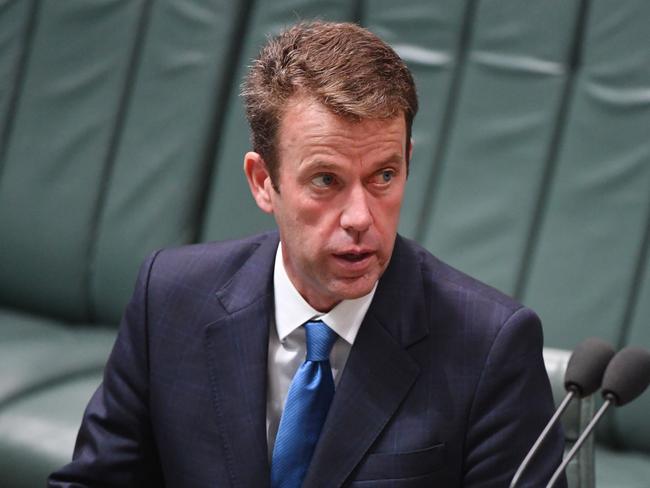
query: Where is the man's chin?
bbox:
[330,275,378,301]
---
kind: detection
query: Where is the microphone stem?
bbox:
[510,390,575,488]
[546,397,613,488]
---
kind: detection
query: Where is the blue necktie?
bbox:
[271,320,338,488]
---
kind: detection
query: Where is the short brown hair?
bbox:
[242,21,418,186]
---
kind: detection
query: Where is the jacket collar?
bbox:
[303,235,428,486]
[204,233,428,487]
[204,232,278,487]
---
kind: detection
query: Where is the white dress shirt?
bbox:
[266,243,377,458]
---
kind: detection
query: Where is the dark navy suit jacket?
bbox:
[49,231,565,487]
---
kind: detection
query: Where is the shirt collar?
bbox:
[273,243,377,345]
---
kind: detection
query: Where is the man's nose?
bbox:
[340,186,373,233]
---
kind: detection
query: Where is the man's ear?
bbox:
[244,151,274,214]
[408,138,414,161]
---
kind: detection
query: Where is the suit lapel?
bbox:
[204,233,279,488]
[303,236,429,487]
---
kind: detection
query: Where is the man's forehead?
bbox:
[278,97,406,145]
[281,95,405,127]
[278,105,405,161]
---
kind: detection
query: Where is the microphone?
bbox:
[546,346,650,488]
[509,338,614,488]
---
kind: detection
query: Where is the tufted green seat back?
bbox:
[0,0,146,322]
[518,0,650,451]
[0,1,246,324]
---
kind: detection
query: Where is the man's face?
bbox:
[246,97,408,311]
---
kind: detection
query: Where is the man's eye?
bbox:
[374,169,395,185]
[312,174,336,187]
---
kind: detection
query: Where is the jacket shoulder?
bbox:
[146,231,278,292]
[399,236,525,318]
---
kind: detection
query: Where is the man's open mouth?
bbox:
[336,252,372,263]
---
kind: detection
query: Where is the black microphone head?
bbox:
[601,346,650,406]
[564,337,615,397]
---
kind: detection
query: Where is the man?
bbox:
[49,22,565,487]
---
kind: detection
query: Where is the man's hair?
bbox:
[242,21,418,187]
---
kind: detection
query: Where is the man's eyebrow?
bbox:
[300,160,341,171]
[300,154,405,171]
[364,153,406,171]
[376,153,406,167]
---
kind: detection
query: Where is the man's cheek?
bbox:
[299,205,330,227]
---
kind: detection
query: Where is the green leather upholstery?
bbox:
[0,374,103,488]
[519,0,650,459]
[521,0,650,351]
[595,445,650,488]
[420,0,583,293]
[0,0,144,321]
[0,0,31,144]
[90,0,246,324]
[0,315,112,405]
[1,0,648,486]
[620,253,650,452]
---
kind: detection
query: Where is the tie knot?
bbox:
[304,321,337,362]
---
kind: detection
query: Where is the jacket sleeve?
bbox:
[463,306,567,488]
[48,251,164,487]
